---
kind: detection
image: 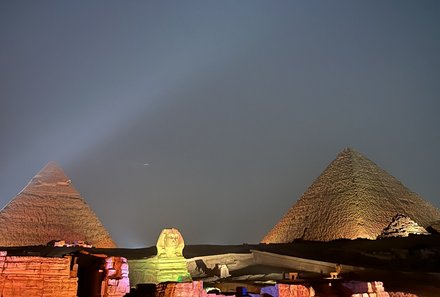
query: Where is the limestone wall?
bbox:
[261,284,311,297]
[342,281,390,297]
[151,281,313,297]
[156,281,232,297]
[101,256,130,297]
[0,251,77,297]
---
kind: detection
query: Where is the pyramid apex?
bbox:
[43,160,62,168]
[38,161,65,174]
[23,161,76,195]
[340,147,360,155]
[336,147,370,162]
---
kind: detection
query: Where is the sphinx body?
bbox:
[128,228,192,286]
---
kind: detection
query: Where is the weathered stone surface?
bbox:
[261,284,310,297]
[187,253,254,278]
[156,281,232,297]
[350,294,390,297]
[0,252,77,297]
[0,162,116,248]
[379,214,430,238]
[101,256,130,297]
[219,264,230,278]
[261,285,279,296]
[427,220,440,233]
[262,148,440,243]
[342,281,390,297]
[342,281,385,293]
[388,293,418,297]
[157,281,202,297]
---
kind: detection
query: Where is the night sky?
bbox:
[1,1,439,248]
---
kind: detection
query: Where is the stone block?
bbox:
[388,293,418,297]
[343,281,389,295]
[0,255,77,297]
[102,256,130,297]
[261,284,310,297]
[261,285,278,296]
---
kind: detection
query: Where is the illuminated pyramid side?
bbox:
[0,162,116,248]
[262,148,440,243]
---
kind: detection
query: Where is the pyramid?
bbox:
[0,162,116,247]
[428,221,440,233]
[262,148,440,243]
[379,214,430,238]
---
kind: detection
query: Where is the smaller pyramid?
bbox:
[0,162,116,247]
[428,221,440,234]
[379,214,430,238]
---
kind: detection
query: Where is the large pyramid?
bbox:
[0,162,116,247]
[262,148,440,243]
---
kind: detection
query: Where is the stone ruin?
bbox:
[260,283,312,296]
[0,251,77,297]
[102,256,131,297]
[129,281,316,297]
[379,214,430,238]
[341,281,390,297]
[0,250,131,297]
[1,250,416,297]
[75,252,131,297]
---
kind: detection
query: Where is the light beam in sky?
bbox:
[1,1,439,247]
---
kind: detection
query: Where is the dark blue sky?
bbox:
[1,1,439,247]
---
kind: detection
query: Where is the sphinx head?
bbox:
[156,228,185,258]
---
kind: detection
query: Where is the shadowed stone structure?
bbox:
[262,148,440,243]
[429,221,440,233]
[0,162,116,248]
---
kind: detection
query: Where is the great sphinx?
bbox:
[128,228,192,286]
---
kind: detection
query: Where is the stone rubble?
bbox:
[342,281,390,297]
[261,283,311,296]
[154,282,312,297]
[156,281,233,297]
[388,293,418,297]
